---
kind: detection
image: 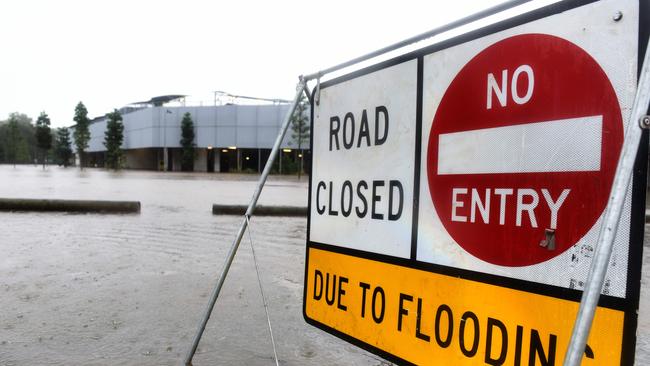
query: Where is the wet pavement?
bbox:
[0,164,647,365]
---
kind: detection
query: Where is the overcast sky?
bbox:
[0,0,554,128]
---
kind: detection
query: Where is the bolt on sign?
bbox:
[304,0,649,365]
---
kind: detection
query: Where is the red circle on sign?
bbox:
[427,34,623,267]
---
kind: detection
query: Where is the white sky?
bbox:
[0,0,547,127]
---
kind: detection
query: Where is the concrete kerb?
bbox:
[212,204,307,217]
[0,198,141,214]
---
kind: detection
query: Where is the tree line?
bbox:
[0,102,123,170]
[0,112,73,168]
[0,103,194,171]
[0,98,310,172]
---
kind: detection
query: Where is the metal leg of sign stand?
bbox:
[564,39,650,366]
[302,0,532,81]
[184,78,307,366]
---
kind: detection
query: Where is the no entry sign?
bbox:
[427,33,623,267]
[305,0,647,364]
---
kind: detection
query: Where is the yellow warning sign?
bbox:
[304,248,624,365]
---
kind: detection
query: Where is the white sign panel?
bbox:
[417,0,638,297]
[310,60,417,258]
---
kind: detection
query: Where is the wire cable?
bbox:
[245,215,280,366]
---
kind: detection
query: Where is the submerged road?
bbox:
[0,165,647,365]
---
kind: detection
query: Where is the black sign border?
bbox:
[303,1,649,364]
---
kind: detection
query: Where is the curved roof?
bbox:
[131,95,186,107]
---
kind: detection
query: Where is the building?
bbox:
[84,95,310,173]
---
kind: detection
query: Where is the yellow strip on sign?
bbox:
[305,247,624,365]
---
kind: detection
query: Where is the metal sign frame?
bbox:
[303,0,649,364]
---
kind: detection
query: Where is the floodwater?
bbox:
[0,165,389,366]
[0,164,647,365]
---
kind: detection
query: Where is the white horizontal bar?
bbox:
[437,116,603,175]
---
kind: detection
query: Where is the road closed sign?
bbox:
[305,0,648,365]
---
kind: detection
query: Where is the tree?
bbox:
[0,113,35,165]
[103,109,124,170]
[6,115,21,167]
[35,112,53,169]
[290,94,310,179]
[55,127,73,167]
[14,113,37,163]
[179,112,196,171]
[73,102,90,169]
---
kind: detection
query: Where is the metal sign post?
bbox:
[184,79,307,366]
[564,35,650,366]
